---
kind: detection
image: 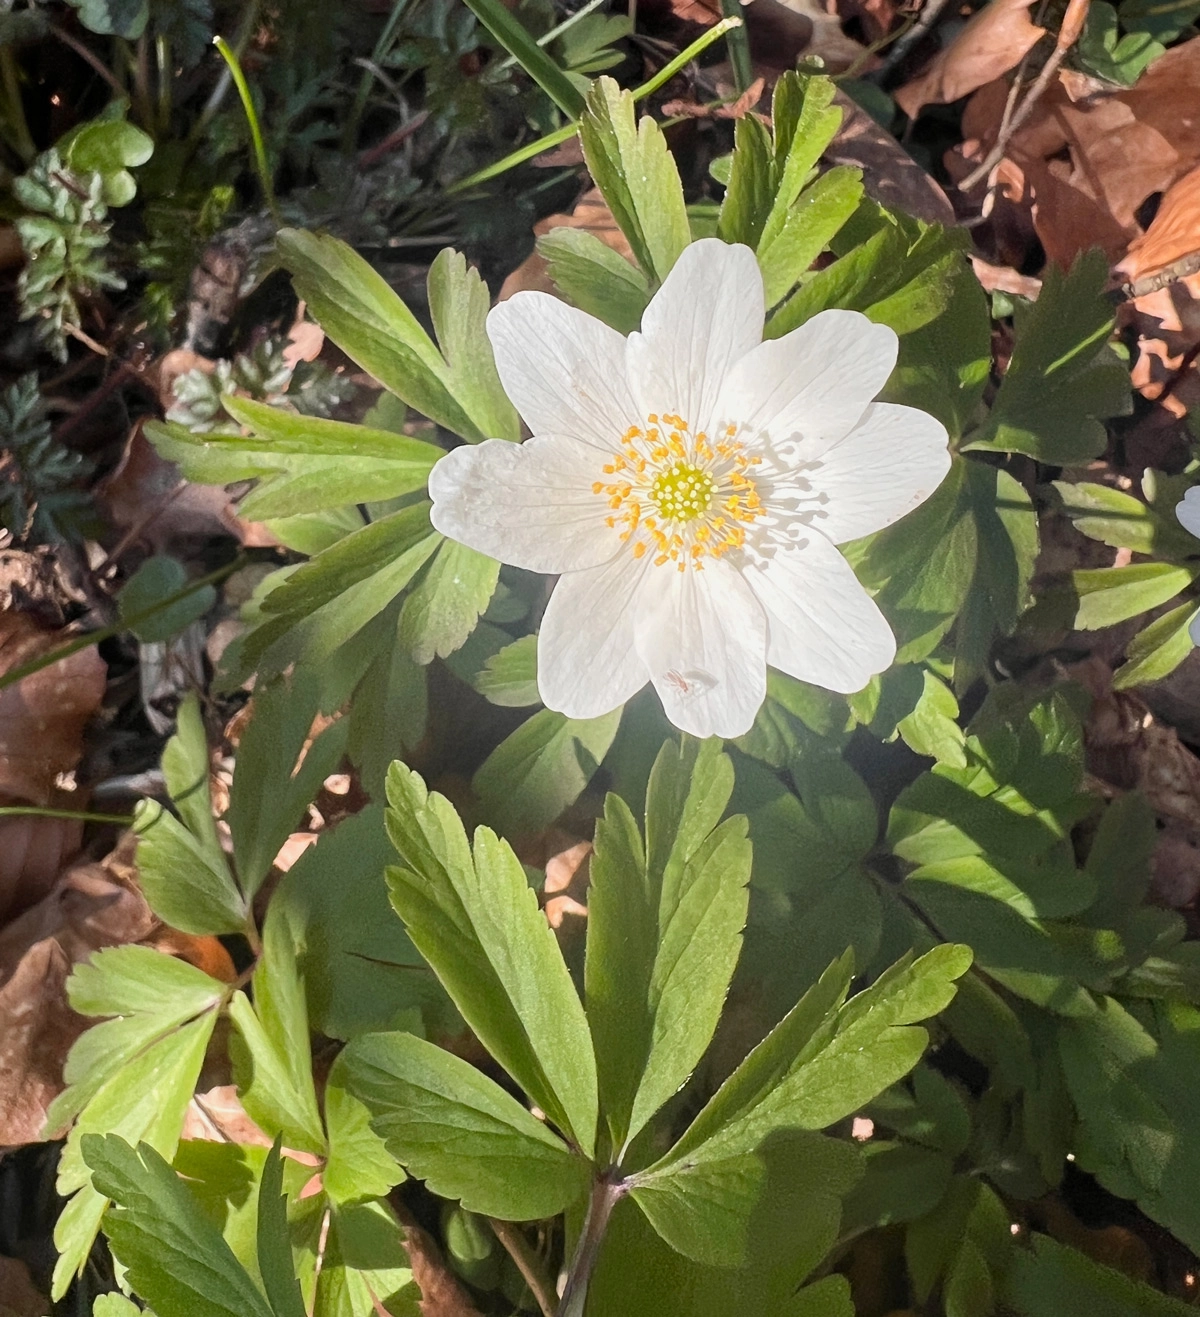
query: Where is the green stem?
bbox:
[493,0,610,72]
[213,35,279,223]
[0,46,36,163]
[0,554,248,693]
[718,0,752,92]
[342,0,420,152]
[0,806,134,826]
[451,17,742,191]
[556,1175,626,1317]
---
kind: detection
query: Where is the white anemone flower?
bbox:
[429,239,951,739]
[1175,487,1200,646]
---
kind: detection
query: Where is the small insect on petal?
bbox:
[663,668,718,697]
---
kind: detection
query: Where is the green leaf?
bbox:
[324,1048,406,1205]
[630,1130,859,1267]
[427,249,521,441]
[460,0,585,115]
[1059,996,1200,1252]
[271,806,455,1040]
[647,945,971,1180]
[586,740,752,1154]
[118,555,215,642]
[579,78,690,284]
[965,250,1131,462]
[385,762,599,1155]
[470,633,541,706]
[1071,562,1196,630]
[589,1133,859,1310]
[316,1200,422,1317]
[717,115,776,250]
[256,1141,307,1317]
[53,1012,220,1298]
[162,693,225,870]
[1114,601,1198,688]
[473,706,622,836]
[347,609,429,798]
[241,512,441,684]
[897,670,967,767]
[340,1031,589,1219]
[398,538,499,664]
[760,74,842,252]
[757,167,864,309]
[276,230,482,440]
[228,907,326,1154]
[218,395,442,517]
[1051,480,1198,560]
[93,1295,143,1317]
[65,0,148,39]
[1005,1233,1195,1316]
[83,1135,275,1317]
[227,672,350,898]
[134,799,247,935]
[538,227,650,334]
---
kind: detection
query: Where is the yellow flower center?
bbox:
[649,462,715,522]
[591,412,764,571]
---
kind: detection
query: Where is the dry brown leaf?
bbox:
[969,254,1043,299]
[0,1256,48,1317]
[955,39,1200,267]
[97,423,279,553]
[895,0,1047,119]
[395,1208,484,1317]
[499,189,635,303]
[0,612,106,807]
[829,91,956,226]
[1117,163,1200,287]
[0,853,155,1148]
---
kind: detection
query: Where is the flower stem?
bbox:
[556,1174,626,1317]
[213,35,280,224]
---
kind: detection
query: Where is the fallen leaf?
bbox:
[969,254,1043,299]
[499,189,636,302]
[1117,163,1200,289]
[895,0,1047,119]
[97,422,279,553]
[0,612,106,806]
[829,90,957,226]
[394,1206,484,1317]
[0,1256,47,1316]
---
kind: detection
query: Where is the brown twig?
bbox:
[488,1219,558,1317]
[958,0,1091,193]
[48,22,127,99]
[874,0,954,79]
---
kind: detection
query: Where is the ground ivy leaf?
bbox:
[340,1031,589,1220]
[385,762,599,1155]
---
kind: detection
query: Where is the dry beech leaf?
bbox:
[954,39,1200,267]
[394,1207,484,1317]
[829,91,956,226]
[969,254,1043,299]
[895,0,1046,119]
[1117,162,1200,288]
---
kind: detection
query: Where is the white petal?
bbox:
[1178,486,1200,541]
[487,293,638,445]
[717,309,898,459]
[633,558,768,738]
[744,534,896,693]
[538,554,650,719]
[626,240,764,433]
[800,402,951,545]
[429,437,618,574]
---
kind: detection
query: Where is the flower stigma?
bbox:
[591,412,764,571]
